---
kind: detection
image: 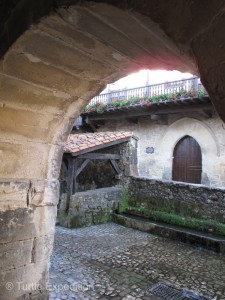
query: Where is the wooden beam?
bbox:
[85,116,97,132]
[87,102,212,120]
[150,114,168,125]
[150,114,160,121]
[126,117,138,124]
[77,153,121,160]
[110,159,122,175]
[198,109,212,118]
[73,158,78,194]
[61,160,68,174]
[75,159,90,178]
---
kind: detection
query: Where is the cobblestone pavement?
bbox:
[49,223,225,300]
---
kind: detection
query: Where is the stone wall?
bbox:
[100,111,225,187]
[58,187,123,228]
[128,177,225,223]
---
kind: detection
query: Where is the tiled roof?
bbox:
[64,132,132,154]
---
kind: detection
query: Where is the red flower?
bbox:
[192,90,197,96]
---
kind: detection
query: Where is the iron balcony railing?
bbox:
[89,77,206,106]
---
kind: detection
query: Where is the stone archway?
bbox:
[1,1,225,299]
[157,117,219,184]
[0,5,194,298]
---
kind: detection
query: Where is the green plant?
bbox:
[84,86,207,114]
[128,96,139,104]
[125,206,225,236]
[161,201,176,214]
[198,87,206,97]
[119,189,129,213]
[93,211,110,224]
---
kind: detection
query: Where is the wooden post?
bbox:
[66,156,74,212]
[110,159,121,175]
[73,158,91,193]
[194,77,198,92]
[73,158,78,194]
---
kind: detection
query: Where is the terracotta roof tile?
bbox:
[64,131,133,154]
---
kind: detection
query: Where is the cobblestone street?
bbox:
[50,223,225,300]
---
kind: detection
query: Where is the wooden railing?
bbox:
[90,77,205,105]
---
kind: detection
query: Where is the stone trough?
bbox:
[112,213,225,254]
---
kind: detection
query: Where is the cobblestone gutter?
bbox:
[58,187,122,228]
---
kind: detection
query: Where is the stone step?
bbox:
[112,213,225,254]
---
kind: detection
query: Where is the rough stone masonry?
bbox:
[128,177,225,223]
[59,187,123,228]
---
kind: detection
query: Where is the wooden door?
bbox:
[172,136,202,184]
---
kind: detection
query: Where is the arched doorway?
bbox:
[172,136,202,184]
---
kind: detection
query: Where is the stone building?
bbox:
[58,131,137,227]
[82,90,225,188]
[60,131,137,192]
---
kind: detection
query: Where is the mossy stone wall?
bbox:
[128,177,225,223]
[58,187,122,228]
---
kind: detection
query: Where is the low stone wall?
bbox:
[59,187,123,228]
[128,177,225,222]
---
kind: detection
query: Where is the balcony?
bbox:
[79,77,212,126]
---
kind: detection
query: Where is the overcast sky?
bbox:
[102,69,193,93]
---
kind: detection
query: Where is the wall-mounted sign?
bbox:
[146,147,154,154]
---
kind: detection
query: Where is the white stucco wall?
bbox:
[101,111,225,187]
